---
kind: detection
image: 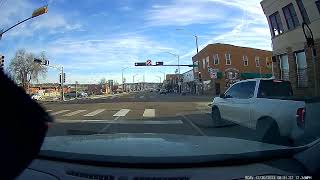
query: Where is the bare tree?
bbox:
[8,49,47,89]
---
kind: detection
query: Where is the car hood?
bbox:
[40,133,298,163]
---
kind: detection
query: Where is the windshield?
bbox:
[1,0,319,160]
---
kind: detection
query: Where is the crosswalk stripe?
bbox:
[143,109,155,117]
[51,110,70,115]
[113,109,130,117]
[83,109,105,116]
[63,110,86,117]
[56,119,183,124]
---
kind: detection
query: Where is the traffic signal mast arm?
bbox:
[135,62,197,67]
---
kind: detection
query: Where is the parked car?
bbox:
[159,89,167,94]
[31,94,42,100]
[211,79,307,143]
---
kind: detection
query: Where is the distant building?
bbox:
[192,43,272,95]
[261,0,320,97]
[165,74,182,92]
[87,84,103,95]
[182,69,195,93]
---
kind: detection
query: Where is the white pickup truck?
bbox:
[211,79,306,143]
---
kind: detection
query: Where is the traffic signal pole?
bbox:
[61,66,65,101]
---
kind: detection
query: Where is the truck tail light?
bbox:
[296,107,305,128]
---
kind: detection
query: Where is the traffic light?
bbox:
[59,73,62,83]
[156,61,163,66]
[45,60,49,65]
[63,73,66,83]
[135,62,146,66]
[0,55,4,69]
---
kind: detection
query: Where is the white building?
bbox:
[182,69,195,94]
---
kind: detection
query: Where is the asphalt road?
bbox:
[41,91,265,144]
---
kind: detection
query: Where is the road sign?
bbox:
[146,59,152,66]
[210,72,217,79]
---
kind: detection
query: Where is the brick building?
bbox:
[192,43,273,95]
[261,0,320,97]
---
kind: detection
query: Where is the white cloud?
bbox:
[175,0,271,60]
[145,0,223,26]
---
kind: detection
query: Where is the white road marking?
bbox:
[113,109,130,117]
[98,116,121,133]
[51,110,70,115]
[46,110,53,112]
[117,120,183,124]
[143,109,155,118]
[181,114,206,136]
[63,110,86,117]
[56,119,183,124]
[83,109,105,116]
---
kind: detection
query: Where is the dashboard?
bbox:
[16,139,320,180]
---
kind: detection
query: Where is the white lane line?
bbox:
[118,120,183,124]
[56,119,183,124]
[143,109,155,118]
[113,109,130,117]
[99,116,121,133]
[181,114,206,136]
[63,110,86,117]
[83,109,105,117]
[51,110,70,115]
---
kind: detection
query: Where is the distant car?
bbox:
[31,94,42,100]
[159,89,167,94]
[78,92,88,98]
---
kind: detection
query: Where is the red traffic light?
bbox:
[156,61,163,66]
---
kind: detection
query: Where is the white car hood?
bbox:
[42,133,290,158]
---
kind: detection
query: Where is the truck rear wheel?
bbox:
[256,117,282,144]
[211,107,222,127]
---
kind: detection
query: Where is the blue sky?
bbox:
[0,0,272,84]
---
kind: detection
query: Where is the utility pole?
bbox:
[61,67,65,101]
[75,81,78,99]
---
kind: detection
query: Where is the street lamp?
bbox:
[165,52,180,74]
[0,5,48,40]
[176,28,199,54]
[121,66,130,92]
[34,58,65,101]
[156,76,162,83]
[133,74,138,83]
[159,71,165,82]
[176,28,200,95]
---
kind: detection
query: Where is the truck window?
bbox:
[225,81,256,99]
[257,80,293,98]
